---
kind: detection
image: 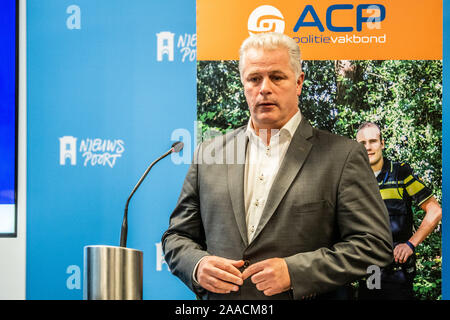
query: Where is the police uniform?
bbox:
[359,157,433,300]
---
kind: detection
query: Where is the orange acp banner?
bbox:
[197,0,442,60]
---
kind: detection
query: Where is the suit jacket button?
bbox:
[243,260,250,268]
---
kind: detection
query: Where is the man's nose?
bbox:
[259,77,273,95]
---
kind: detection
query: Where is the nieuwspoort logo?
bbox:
[156,31,197,62]
[59,136,125,168]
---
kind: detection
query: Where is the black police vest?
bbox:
[377,158,432,245]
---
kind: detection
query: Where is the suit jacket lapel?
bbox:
[251,118,314,243]
[227,129,249,247]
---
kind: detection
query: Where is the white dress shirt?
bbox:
[192,110,302,282]
[244,110,302,243]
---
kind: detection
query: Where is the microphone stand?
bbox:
[84,142,183,300]
[120,147,174,248]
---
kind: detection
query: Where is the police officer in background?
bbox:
[355,122,442,300]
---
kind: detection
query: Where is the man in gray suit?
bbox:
[162,32,393,300]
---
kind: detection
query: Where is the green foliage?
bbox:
[197,60,249,135]
[413,208,442,300]
[197,59,442,300]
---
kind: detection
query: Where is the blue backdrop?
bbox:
[27,0,197,299]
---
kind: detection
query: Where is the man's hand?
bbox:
[196,256,244,294]
[394,243,414,263]
[241,258,291,296]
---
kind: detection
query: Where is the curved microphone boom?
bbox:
[120,141,184,247]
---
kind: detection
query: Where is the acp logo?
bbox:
[248,5,285,35]
[293,4,385,32]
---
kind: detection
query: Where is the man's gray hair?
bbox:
[239,32,302,80]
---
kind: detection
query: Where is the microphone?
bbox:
[119,141,184,247]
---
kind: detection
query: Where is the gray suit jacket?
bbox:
[162,118,393,300]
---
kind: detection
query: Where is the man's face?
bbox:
[356,126,385,167]
[241,47,304,130]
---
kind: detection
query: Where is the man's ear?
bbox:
[296,72,305,96]
[381,139,385,149]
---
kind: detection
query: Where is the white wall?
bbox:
[0,0,26,300]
